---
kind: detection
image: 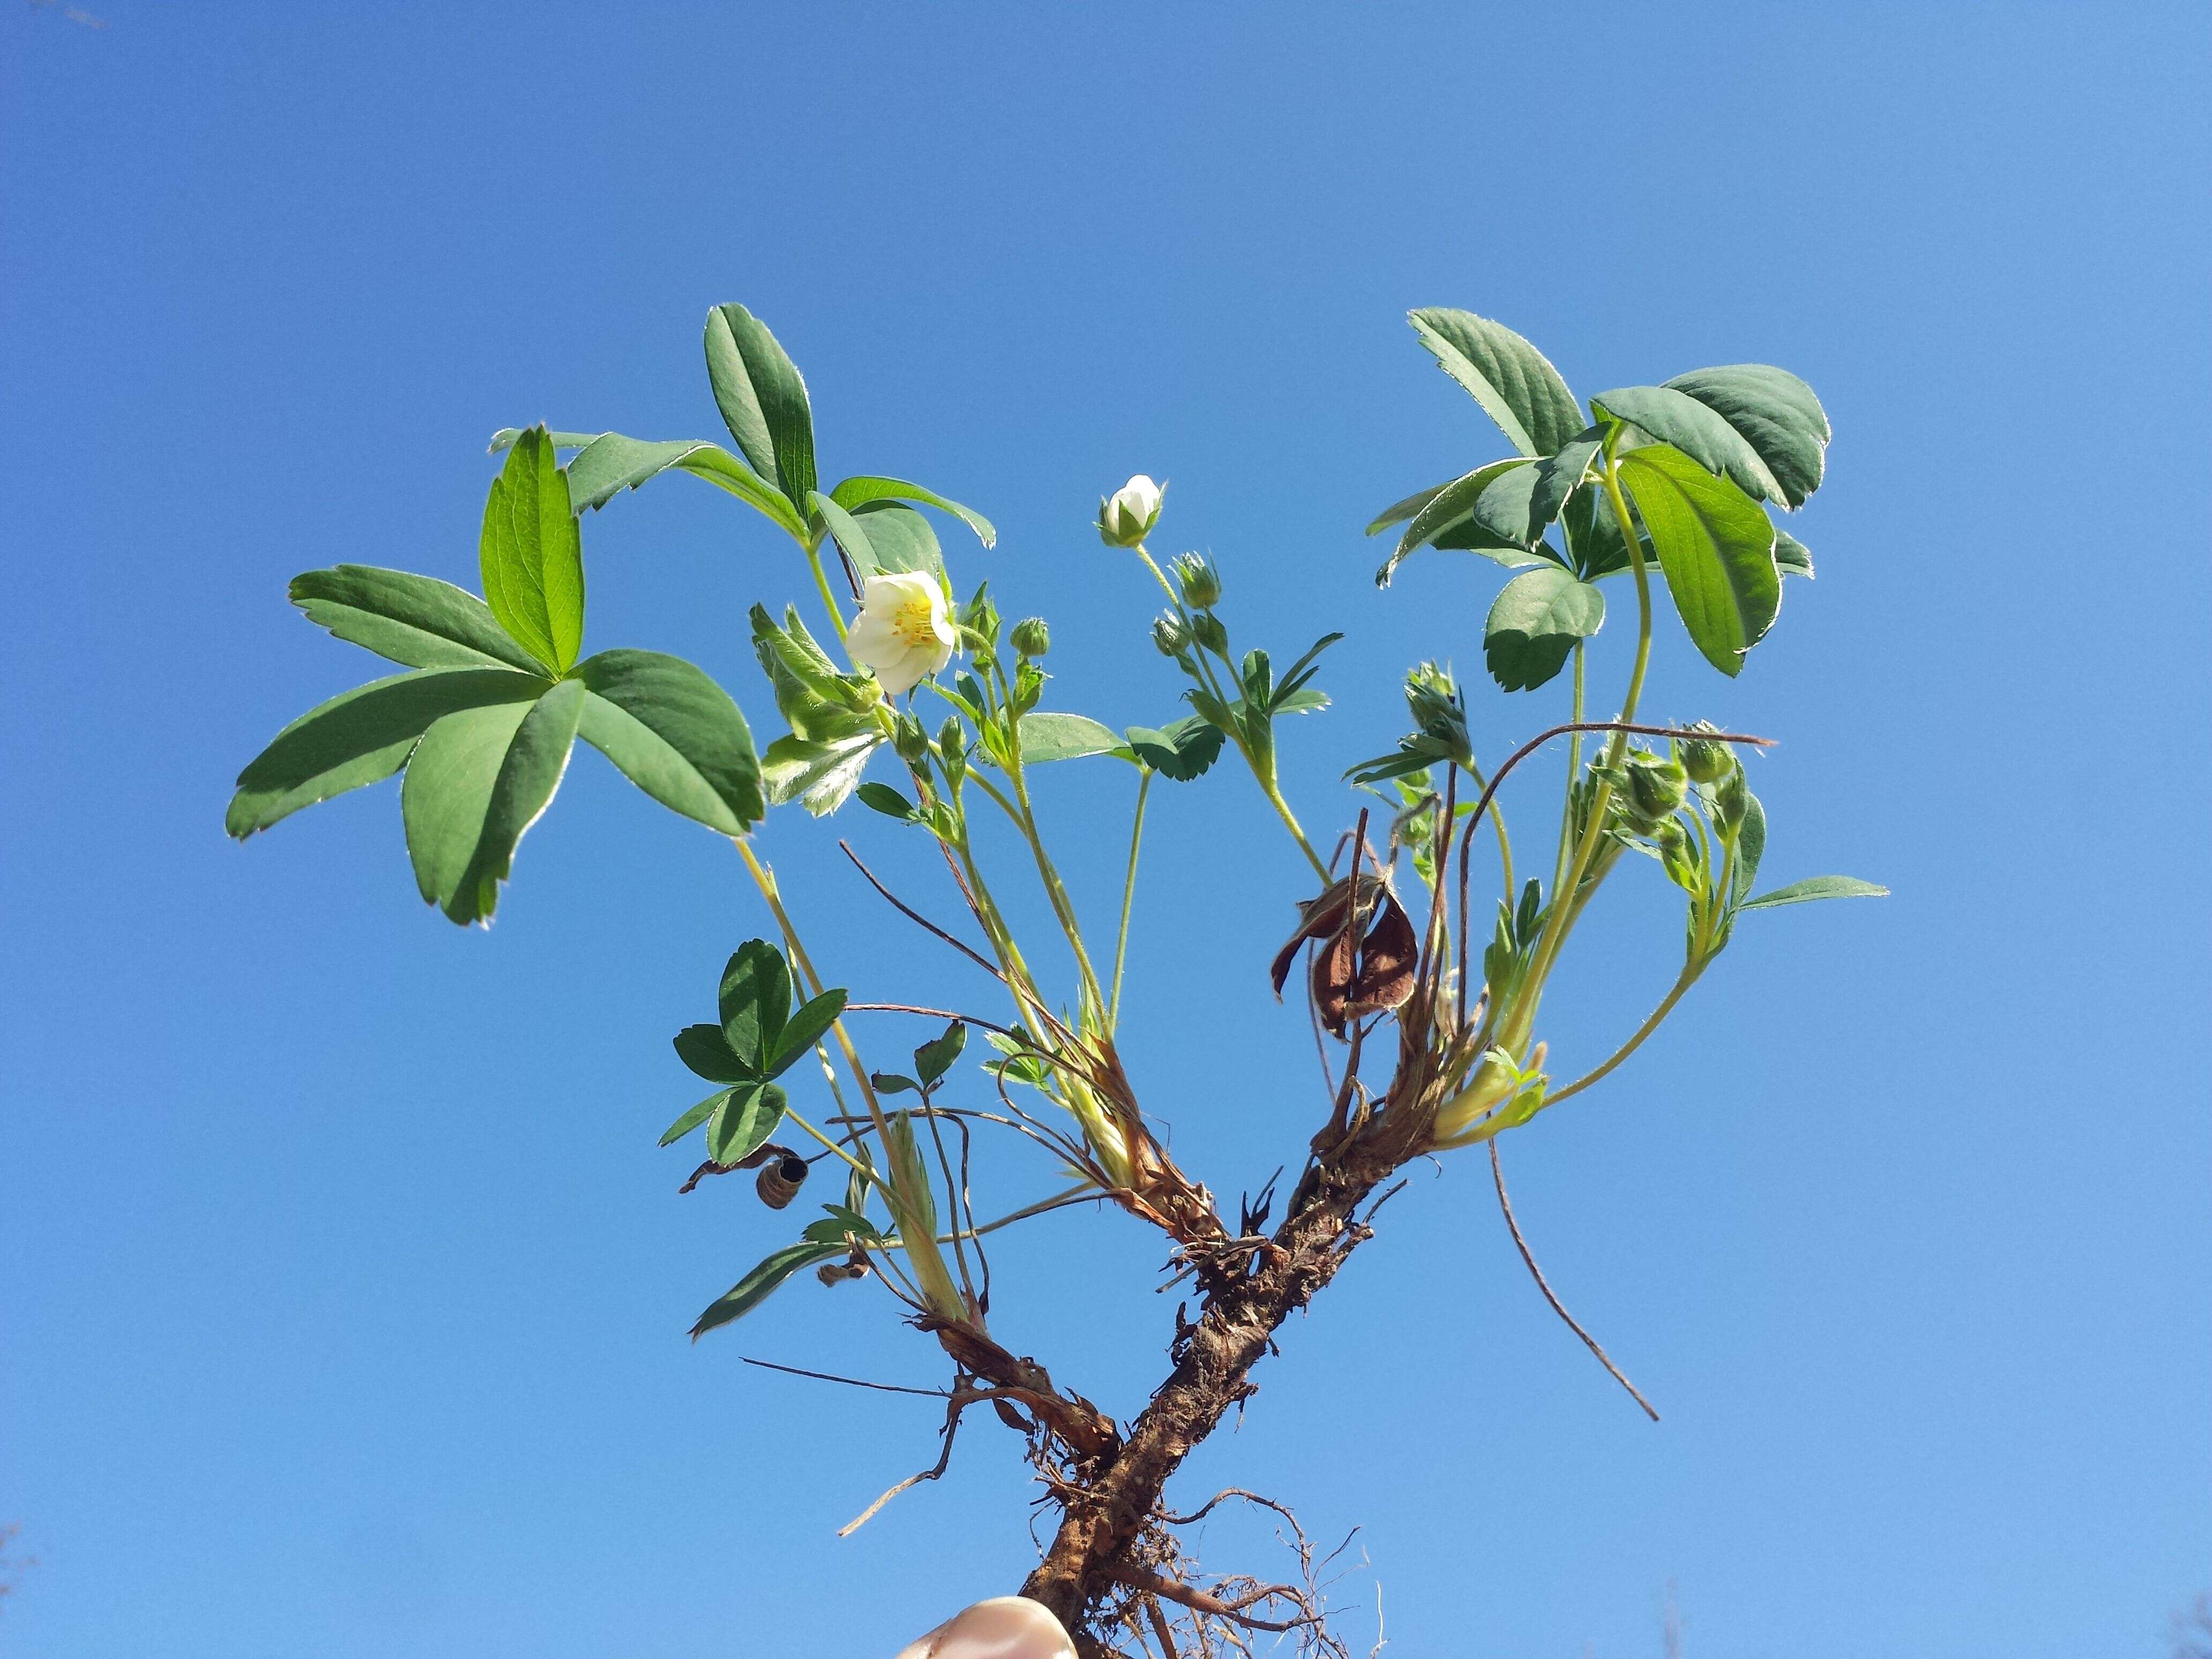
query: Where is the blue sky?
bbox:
[4,4,2207,1656]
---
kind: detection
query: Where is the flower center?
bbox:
[891,594,939,648]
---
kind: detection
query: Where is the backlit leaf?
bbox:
[1409,308,1586,457]
[573,649,763,835]
[478,427,585,674]
[1616,444,1780,677]
[705,303,816,512]
[289,566,544,672]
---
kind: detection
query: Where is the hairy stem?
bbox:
[1110,768,1152,1029]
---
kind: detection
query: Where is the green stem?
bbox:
[1539,957,1708,1109]
[1522,455,1655,999]
[1552,640,1587,900]
[1264,775,1332,884]
[1109,768,1152,1029]
[802,535,851,646]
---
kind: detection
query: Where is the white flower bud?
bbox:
[1097,473,1164,547]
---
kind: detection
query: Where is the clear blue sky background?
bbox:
[4,5,2207,1656]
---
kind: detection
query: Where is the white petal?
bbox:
[894,1596,1075,1659]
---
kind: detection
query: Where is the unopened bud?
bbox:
[1621,748,1688,824]
[1678,720,1735,786]
[1715,765,1750,834]
[1171,552,1222,609]
[1405,661,1473,767]
[1151,614,1190,657]
[892,713,930,765]
[1010,616,1051,659]
[1189,611,1228,656]
[1098,474,1164,548]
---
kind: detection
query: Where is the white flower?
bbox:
[895,1596,1075,1659]
[846,571,955,696]
[1098,473,1164,547]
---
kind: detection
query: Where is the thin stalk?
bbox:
[1552,640,1587,900]
[734,838,896,1178]
[801,536,851,645]
[1539,958,1709,1109]
[1521,454,1655,1003]
[1109,768,1153,1029]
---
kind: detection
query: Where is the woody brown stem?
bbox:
[1015,1095,1429,1639]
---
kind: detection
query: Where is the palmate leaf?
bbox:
[705,302,817,513]
[1409,308,1586,457]
[401,678,587,925]
[573,649,763,836]
[226,667,548,838]
[691,1239,845,1339]
[479,427,585,675]
[289,566,546,672]
[1615,444,1781,677]
[1484,566,1605,692]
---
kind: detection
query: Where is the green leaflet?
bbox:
[1484,567,1605,692]
[1124,715,1224,781]
[1409,308,1586,457]
[1775,529,1814,578]
[761,731,883,816]
[719,940,792,1074]
[674,1023,748,1083]
[1593,386,1788,508]
[1013,712,1131,765]
[1738,875,1887,910]
[769,990,847,1077]
[1376,458,1533,585]
[227,667,548,839]
[659,1086,732,1147]
[288,566,547,672]
[572,649,763,836]
[1663,364,1830,509]
[691,1239,845,1339]
[829,475,998,548]
[849,502,943,582]
[707,1082,787,1167]
[914,1020,966,1087]
[705,303,816,513]
[1615,444,1781,677]
[479,427,586,675]
[400,678,586,924]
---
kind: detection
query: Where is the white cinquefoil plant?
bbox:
[229,299,1881,1656]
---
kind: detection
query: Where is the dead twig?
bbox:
[741,1355,951,1399]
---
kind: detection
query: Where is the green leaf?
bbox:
[659,1086,731,1147]
[750,603,878,742]
[399,678,586,924]
[914,1020,966,1088]
[1272,687,1328,716]
[1376,458,1532,585]
[1484,567,1605,692]
[719,940,792,1073]
[830,475,998,548]
[1738,875,1887,911]
[1560,481,1652,580]
[871,1071,920,1096]
[1774,529,1814,579]
[1662,365,1830,508]
[562,435,721,512]
[708,1082,787,1165]
[1365,480,1452,537]
[488,428,601,454]
[1272,632,1343,706]
[289,566,544,672]
[227,667,546,839]
[674,1024,747,1084]
[768,989,848,1078]
[705,303,816,513]
[1525,431,1604,540]
[1591,386,1787,508]
[572,649,763,835]
[1409,308,1585,457]
[856,781,919,820]
[479,427,586,674]
[690,1240,844,1339]
[1616,444,1781,677]
[1015,712,1131,765]
[761,730,883,816]
[1124,716,1225,781]
[803,1205,882,1245]
[850,502,943,580]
